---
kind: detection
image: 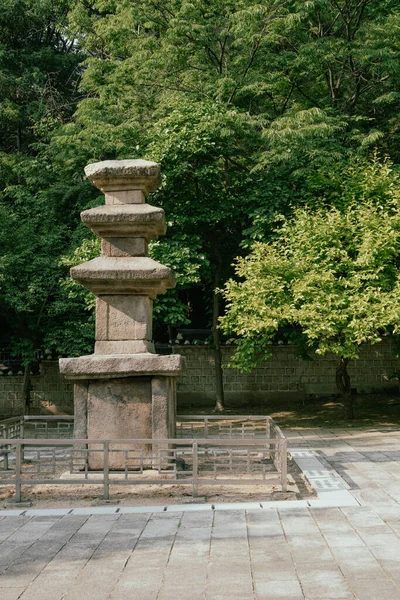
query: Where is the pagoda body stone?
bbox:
[59,160,185,469]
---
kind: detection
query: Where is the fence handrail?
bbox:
[176,414,285,440]
[0,422,288,501]
[177,415,273,421]
[0,417,23,426]
[23,415,73,421]
[0,415,73,425]
[0,437,284,447]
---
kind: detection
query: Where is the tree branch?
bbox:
[228,1,289,104]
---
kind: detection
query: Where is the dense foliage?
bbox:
[221,158,400,417]
[1,0,400,409]
[0,0,92,368]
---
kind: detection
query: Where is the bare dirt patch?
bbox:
[0,458,314,509]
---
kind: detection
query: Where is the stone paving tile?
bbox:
[286,533,335,564]
[311,512,365,547]
[42,516,118,575]
[367,504,400,519]
[157,585,206,600]
[207,511,254,600]
[0,516,88,588]
[0,588,26,600]
[207,524,253,600]
[19,571,79,600]
[356,530,400,546]
[0,517,62,578]
[254,579,304,599]
[322,531,365,548]
[278,510,321,536]
[61,515,151,600]
[340,506,389,532]
[350,577,400,600]
[384,519,400,537]
[296,563,354,599]
[0,516,31,543]
[251,560,298,582]
[330,545,387,580]
[2,428,400,599]
[108,513,182,600]
[157,511,211,598]
[379,561,400,582]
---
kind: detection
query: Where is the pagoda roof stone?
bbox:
[85,159,161,193]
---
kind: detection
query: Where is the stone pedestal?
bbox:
[59,160,185,469]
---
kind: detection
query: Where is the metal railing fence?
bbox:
[0,416,74,440]
[176,415,277,439]
[0,435,287,502]
[0,414,288,503]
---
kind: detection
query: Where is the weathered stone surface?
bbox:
[94,341,155,355]
[59,353,185,380]
[151,377,177,469]
[87,377,152,469]
[105,189,145,204]
[95,295,153,342]
[73,381,88,439]
[152,377,176,440]
[70,257,175,297]
[101,238,148,257]
[59,158,184,463]
[81,204,166,240]
[84,160,161,194]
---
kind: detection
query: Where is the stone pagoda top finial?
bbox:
[84,159,161,196]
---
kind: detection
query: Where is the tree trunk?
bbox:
[22,363,32,416]
[212,261,225,412]
[335,357,353,419]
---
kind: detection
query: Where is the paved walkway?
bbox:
[1,428,400,599]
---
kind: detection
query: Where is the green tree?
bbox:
[221,159,400,418]
[66,0,400,183]
[147,99,257,410]
[56,231,210,346]
[0,0,87,412]
[63,0,400,409]
[3,0,400,413]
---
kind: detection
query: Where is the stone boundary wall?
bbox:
[175,340,400,406]
[0,340,399,417]
[0,362,73,418]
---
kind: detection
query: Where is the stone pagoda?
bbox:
[59,160,185,468]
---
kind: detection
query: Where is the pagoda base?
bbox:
[73,375,177,470]
[60,354,184,470]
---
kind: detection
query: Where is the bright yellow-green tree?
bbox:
[221,161,400,418]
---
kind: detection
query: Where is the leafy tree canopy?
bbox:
[0,0,89,365]
[2,0,400,386]
[221,157,400,417]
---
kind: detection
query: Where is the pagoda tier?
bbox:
[59,160,184,468]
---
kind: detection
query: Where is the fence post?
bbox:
[192,442,198,498]
[15,442,22,503]
[3,443,9,471]
[20,418,25,461]
[266,418,271,459]
[204,418,208,439]
[3,426,9,472]
[280,439,288,493]
[103,442,110,501]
